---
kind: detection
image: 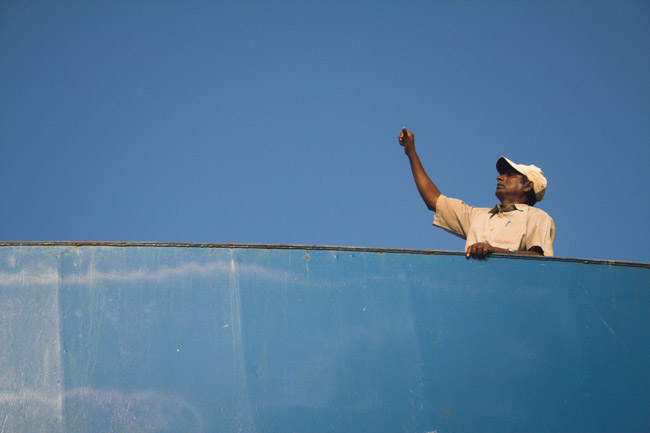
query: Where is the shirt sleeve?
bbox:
[433,195,475,240]
[525,209,556,256]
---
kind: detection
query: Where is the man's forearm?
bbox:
[489,246,544,256]
[399,127,441,211]
[406,149,441,211]
[466,243,545,258]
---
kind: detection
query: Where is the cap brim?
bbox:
[496,156,518,174]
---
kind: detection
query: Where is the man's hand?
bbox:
[399,127,415,154]
[466,242,494,259]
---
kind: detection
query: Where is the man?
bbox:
[399,127,555,258]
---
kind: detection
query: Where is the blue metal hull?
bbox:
[1,243,648,432]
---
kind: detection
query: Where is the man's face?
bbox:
[495,170,530,203]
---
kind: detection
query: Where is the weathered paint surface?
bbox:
[0,243,648,433]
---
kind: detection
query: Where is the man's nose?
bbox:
[496,174,504,181]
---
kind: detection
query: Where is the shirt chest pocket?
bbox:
[487,213,526,250]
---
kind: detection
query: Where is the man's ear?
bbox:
[523,181,534,193]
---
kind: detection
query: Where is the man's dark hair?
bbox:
[520,175,537,206]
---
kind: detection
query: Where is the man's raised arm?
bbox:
[399,127,441,211]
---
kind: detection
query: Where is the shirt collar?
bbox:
[489,203,527,214]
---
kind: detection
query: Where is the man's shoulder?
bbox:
[525,205,553,221]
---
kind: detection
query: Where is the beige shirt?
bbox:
[433,195,555,256]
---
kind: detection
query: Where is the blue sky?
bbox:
[1,0,648,263]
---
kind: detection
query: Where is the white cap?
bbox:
[497,156,547,202]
